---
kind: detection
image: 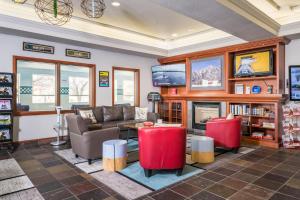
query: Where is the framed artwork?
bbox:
[0,73,13,84]
[0,129,11,141]
[0,87,12,96]
[23,42,54,54]
[190,56,224,90]
[0,99,12,111]
[234,49,273,77]
[99,71,109,87]
[235,84,244,94]
[0,114,12,125]
[66,49,91,59]
[289,65,300,101]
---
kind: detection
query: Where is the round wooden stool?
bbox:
[191,136,214,163]
[103,140,127,171]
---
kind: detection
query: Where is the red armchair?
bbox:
[206,118,241,153]
[138,127,186,177]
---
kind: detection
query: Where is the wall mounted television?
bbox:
[152,63,186,87]
[289,65,300,101]
[233,49,273,77]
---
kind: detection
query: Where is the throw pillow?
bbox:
[79,110,97,124]
[123,106,135,121]
[226,113,234,120]
[135,107,148,120]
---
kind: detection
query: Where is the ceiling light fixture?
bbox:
[81,0,106,18]
[34,0,73,26]
[12,0,27,3]
[111,1,120,7]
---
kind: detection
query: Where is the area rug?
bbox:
[120,162,205,190]
[0,158,43,199]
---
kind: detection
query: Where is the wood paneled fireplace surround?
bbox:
[158,37,289,149]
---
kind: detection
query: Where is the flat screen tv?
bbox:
[152,63,186,87]
[289,65,300,101]
[234,49,273,77]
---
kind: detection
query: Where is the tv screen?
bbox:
[234,49,273,77]
[152,63,186,87]
[289,65,300,101]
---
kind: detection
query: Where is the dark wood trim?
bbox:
[112,66,140,106]
[13,56,96,116]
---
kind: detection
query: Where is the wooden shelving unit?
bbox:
[158,100,186,127]
[157,37,289,149]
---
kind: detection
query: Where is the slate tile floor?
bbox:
[1,142,300,200]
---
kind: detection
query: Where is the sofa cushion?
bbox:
[102,121,119,129]
[135,107,148,120]
[79,110,97,124]
[123,106,135,121]
[103,106,123,122]
[88,123,103,131]
[92,106,104,122]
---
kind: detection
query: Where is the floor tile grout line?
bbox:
[0,186,35,198]
[0,174,26,182]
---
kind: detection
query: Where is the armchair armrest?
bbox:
[83,127,120,141]
[147,112,160,123]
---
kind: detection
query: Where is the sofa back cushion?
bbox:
[103,106,123,122]
[123,106,135,121]
[92,106,104,122]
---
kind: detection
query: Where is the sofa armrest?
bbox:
[147,112,160,123]
[83,127,120,141]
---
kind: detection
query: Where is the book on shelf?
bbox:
[230,104,250,116]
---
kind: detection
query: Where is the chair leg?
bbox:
[176,168,183,176]
[88,159,92,165]
[232,148,239,154]
[75,154,79,158]
[144,169,152,177]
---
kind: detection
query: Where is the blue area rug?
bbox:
[120,161,205,190]
[127,139,139,152]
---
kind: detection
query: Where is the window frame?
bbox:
[13,56,96,116]
[112,66,140,107]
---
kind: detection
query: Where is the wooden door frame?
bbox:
[112,66,140,106]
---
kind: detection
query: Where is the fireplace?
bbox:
[192,102,221,130]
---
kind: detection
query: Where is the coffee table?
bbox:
[123,123,147,141]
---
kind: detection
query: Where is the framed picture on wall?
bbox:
[289,65,300,101]
[0,73,13,84]
[0,87,13,97]
[23,42,54,54]
[0,129,11,141]
[99,71,109,87]
[66,49,91,59]
[190,55,224,90]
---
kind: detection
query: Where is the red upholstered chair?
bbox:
[206,118,241,153]
[138,127,186,177]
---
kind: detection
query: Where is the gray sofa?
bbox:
[66,105,159,164]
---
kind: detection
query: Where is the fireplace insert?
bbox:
[192,102,221,130]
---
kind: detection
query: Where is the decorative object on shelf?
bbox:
[23,42,54,54]
[66,49,91,59]
[81,0,106,18]
[99,71,109,87]
[289,65,300,101]
[234,49,273,77]
[12,0,27,4]
[252,85,261,94]
[0,99,12,111]
[34,0,73,26]
[245,86,251,94]
[282,103,300,149]
[190,56,224,90]
[170,88,177,95]
[235,83,244,94]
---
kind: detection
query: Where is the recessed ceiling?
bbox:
[22,0,213,40]
[246,0,300,25]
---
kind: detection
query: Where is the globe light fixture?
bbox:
[81,0,106,18]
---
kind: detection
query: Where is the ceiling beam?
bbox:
[151,0,280,41]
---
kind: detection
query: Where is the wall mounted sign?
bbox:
[99,71,109,87]
[23,42,54,54]
[66,49,91,59]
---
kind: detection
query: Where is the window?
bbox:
[60,65,90,110]
[113,67,140,106]
[14,57,95,114]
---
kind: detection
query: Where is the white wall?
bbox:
[285,39,300,94]
[0,33,159,141]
